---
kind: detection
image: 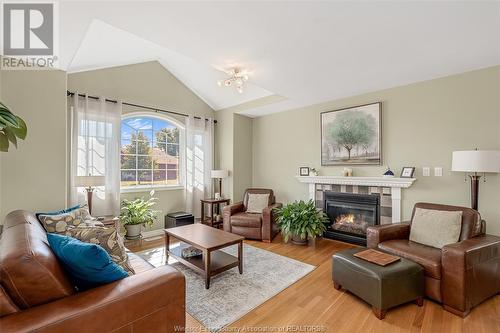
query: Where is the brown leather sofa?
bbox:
[223,189,282,242]
[0,210,185,332]
[367,202,500,317]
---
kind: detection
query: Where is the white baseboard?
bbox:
[141,228,164,239]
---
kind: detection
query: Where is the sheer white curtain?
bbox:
[185,116,214,217]
[69,93,122,216]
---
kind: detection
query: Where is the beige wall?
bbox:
[0,69,68,222]
[233,114,253,201]
[252,66,500,236]
[68,61,215,232]
[215,110,253,202]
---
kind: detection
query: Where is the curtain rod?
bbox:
[66,90,217,124]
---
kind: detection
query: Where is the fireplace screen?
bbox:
[324,192,380,243]
[329,203,376,236]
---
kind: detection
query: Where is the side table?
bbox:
[97,215,120,231]
[200,198,230,228]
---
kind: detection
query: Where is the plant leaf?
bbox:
[0,133,10,152]
[10,116,27,140]
[3,127,17,147]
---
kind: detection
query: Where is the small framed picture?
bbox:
[400,167,415,178]
[299,167,310,176]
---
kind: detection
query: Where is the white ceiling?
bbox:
[61,1,500,117]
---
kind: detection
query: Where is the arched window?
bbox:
[120,114,184,190]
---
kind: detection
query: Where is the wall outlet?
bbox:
[423,167,430,177]
[434,167,443,177]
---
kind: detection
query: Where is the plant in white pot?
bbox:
[120,190,158,240]
[275,199,328,245]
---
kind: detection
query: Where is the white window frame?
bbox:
[120,112,186,193]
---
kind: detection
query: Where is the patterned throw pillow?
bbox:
[38,206,100,233]
[65,226,135,275]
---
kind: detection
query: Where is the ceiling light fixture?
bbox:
[217,68,249,94]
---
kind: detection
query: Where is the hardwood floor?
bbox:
[131,234,500,333]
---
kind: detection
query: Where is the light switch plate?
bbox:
[434,167,443,177]
[423,167,430,177]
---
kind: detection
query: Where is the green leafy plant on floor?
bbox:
[275,199,328,242]
[0,102,27,152]
[120,190,158,227]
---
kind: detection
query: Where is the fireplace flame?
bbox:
[335,214,356,224]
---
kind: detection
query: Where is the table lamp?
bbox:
[211,170,228,198]
[452,150,500,210]
[75,175,105,215]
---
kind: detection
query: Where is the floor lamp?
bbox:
[452,150,500,211]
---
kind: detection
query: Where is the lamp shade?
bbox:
[211,169,228,179]
[452,150,500,173]
[74,175,105,187]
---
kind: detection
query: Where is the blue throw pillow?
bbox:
[36,204,81,221]
[47,233,128,291]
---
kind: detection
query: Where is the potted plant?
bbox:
[275,199,328,245]
[120,190,158,240]
[0,101,27,152]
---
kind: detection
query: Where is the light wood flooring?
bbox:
[129,234,500,333]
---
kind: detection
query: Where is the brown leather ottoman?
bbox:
[332,248,424,319]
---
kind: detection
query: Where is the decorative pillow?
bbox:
[47,233,128,291]
[65,226,134,275]
[36,204,81,221]
[409,208,463,249]
[38,206,98,234]
[246,193,270,213]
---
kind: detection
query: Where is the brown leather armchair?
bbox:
[367,202,500,317]
[223,188,282,242]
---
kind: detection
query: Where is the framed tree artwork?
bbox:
[321,102,381,165]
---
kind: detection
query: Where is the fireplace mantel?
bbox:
[295,176,416,223]
[296,176,415,188]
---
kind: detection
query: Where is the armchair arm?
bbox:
[366,223,411,249]
[223,202,245,232]
[0,266,185,333]
[262,203,282,242]
[441,234,500,316]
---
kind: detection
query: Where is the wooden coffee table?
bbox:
[164,224,244,289]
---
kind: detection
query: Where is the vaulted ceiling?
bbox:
[61,1,500,117]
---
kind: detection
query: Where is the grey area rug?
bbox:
[137,244,315,332]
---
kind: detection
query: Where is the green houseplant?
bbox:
[120,190,158,240]
[275,199,328,245]
[0,102,27,152]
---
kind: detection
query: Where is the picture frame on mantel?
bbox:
[299,167,310,176]
[321,102,382,166]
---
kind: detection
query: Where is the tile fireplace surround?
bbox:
[296,176,416,224]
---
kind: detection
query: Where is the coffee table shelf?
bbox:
[165,224,244,289]
[169,243,239,275]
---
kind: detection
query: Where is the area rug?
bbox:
[137,244,315,332]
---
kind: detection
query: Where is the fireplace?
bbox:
[323,192,380,245]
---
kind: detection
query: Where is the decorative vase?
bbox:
[124,224,142,240]
[291,233,308,245]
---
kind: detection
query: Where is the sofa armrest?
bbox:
[223,202,244,232]
[261,203,282,242]
[0,265,185,333]
[441,234,500,316]
[366,223,411,249]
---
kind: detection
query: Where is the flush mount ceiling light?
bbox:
[217,68,249,94]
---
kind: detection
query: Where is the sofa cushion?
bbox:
[0,211,75,309]
[127,252,155,274]
[378,239,442,279]
[47,233,128,291]
[66,226,134,275]
[0,285,18,317]
[409,208,462,249]
[230,212,262,228]
[246,194,270,213]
